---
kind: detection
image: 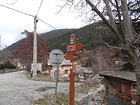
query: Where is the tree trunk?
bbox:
[103,0,118,32]
[121,0,135,42]
[135,63,140,104]
[85,0,123,42]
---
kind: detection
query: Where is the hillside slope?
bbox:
[45,21,116,52]
[7,29,76,51]
[7,22,116,52]
[40,29,76,39]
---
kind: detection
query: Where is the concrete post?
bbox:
[33,15,37,77]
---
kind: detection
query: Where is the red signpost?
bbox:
[64,52,78,62]
[67,43,83,52]
[64,34,83,105]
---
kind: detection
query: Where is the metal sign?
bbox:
[49,49,64,68]
[49,49,64,102]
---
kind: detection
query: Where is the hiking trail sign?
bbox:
[64,34,83,105]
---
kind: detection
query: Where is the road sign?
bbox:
[49,49,64,102]
[49,49,64,68]
[67,43,83,52]
[64,52,78,62]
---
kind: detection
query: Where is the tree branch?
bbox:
[108,0,117,8]
[103,0,118,33]
[103,41,122,50]
[85,0,124,43]
[114,0,124,35]
[56,3,68,14]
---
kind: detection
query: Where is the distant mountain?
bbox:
[7,29,76,51]
[40,29,76,39]
[7,40,21,51]
[7,21,117,52]
[44,21,116,52]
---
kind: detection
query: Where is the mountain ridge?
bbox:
[7,21,116,52]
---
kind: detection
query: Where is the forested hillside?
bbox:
[7,21,139,52]
[43,21,116,52]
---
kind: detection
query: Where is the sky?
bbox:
[0,0,85,48]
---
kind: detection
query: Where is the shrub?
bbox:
[0,64,5,69]
[4,60,16,69]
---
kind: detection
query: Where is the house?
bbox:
[83,70,94,80]
[47,59,71,79]
[13,59,26,70]
[75,66,94,81]
[99,71,138,104]
[47,59,94,81]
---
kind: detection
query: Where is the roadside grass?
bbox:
[33,73,53,81]
[25,70,30,79]
[75,80,99,94]
[25,70,54,81]
[34,93,80,105]
[34,81,95,105]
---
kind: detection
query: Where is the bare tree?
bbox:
[61,0,140,103]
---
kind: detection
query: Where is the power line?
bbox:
[0,3,57,30]
[36,0,44,16]
[0,3,34,17]
[37,17,57,30]
[36,0,57,30]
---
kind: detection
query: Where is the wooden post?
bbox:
[70,62,75,105]
[70,34,75,105]
[64,34,83,105]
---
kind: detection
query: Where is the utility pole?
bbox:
[0,35,1,49]
[32,15,38,77]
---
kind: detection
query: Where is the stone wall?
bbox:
[0,69,18,73]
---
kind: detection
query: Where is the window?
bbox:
[131,83,136,89]
[64,70,68,74]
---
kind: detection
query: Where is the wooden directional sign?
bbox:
[67,43,83,52]
[64,52,78,62]
[64,34,83,105]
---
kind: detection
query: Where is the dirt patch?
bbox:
[34,93,80,105]
[35,87,55,92]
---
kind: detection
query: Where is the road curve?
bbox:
[0,71,70,105]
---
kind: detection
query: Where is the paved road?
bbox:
[0,71,70,105]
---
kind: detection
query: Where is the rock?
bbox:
[75,94,89,105]
[75,74,106,105]
[88,74,106,105]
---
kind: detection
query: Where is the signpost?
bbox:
[64,52,78,62]
[67,43,83,52]
[49,49,64,102]
[64,34,83,105]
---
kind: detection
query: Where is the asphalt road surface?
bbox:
[0,71,70,105]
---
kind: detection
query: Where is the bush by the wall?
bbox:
[0,61,16,69]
